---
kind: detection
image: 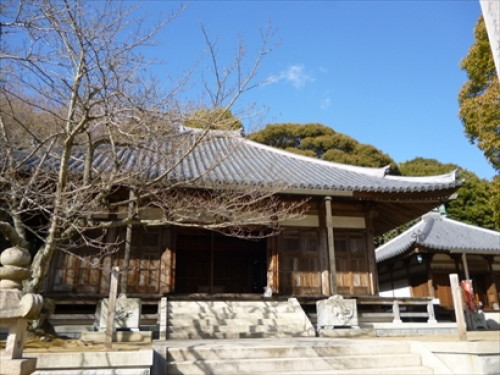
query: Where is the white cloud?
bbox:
[284,65,314,88]
[266,64,314,89]
[320,97,331,109]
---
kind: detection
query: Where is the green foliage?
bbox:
[249,123,399,173]
[184,108,243,130]
[458,16,500,171]
[492,177,500,230]
[284,147,317,158]
[400,158,495,230]
[374,219,419,248]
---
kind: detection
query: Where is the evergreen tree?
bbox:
[249,123,399,173]
[400,158,494,230]
[458,16,500,229]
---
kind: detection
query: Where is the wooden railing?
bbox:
[354,296,438,324]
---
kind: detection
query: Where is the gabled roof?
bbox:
[376,212,500,262]
[82,128,461,196]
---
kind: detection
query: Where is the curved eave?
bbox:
[376,240,416,262]
[245,139,391,178]
[415,243,500,254]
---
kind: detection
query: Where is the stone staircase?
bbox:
[163,340,435,374]
[166,299,315,339]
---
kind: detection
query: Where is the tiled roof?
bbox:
[15,128,462,195]
[93,129,460,194]
[376,212,500,262]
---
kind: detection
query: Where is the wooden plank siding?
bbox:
[378,252,500,309]
[279,228,322,295]
[47,198,393,301]
[49,226,169,295]
[334,232,370,295]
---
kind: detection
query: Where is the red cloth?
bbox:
[461,280,476,312]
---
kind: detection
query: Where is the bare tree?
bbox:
[0,0,304,296]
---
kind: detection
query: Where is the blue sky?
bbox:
[140,1,495,180]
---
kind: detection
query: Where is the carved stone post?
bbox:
[392,300,402,324]
[0,246,44,375]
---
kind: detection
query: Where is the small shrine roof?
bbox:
[376,212,500,262]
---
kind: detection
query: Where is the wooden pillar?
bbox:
[266,236,279,293]
[160,227,173,294]
[324,197,338,295]
[461,253,470,280]
[451,254,462,278]
[426,254,435,298]
[484,255,500,309]
[319,227,330,296]
[365,209,379,295]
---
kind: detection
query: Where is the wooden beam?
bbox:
[353,188,458,201]
[319,227,330,296]
[324,197,338,295]
[365,211,378,295]
[426,254,435,298]
[461,253,470,280]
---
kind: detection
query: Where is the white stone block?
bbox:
[316,295,358,327]
[96,298,141,331]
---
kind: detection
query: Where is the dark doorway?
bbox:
[175,229,267,294]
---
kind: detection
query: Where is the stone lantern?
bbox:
[0,246,43,375]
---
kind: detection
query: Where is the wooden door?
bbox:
[470,274,489,309]
[175,230,266,294]
[334,232,370,295]
[411,274,430,298]
[125,227,162,294]
[51,250,102,293]
[281,229,321,295]
[433,273,453,307]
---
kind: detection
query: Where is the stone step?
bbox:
[167,317,301,327]
[166,353,423,374]
[167,306,294,314]
[167,324,306,334]
[166,342,412,361]
[167,312,296,320]
[167,301,288,308]
[167,330,313,339]
[265,366,434,375]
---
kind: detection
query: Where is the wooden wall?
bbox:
[49,226,171,297]
[48,197,380,299]
[277,199,376,297]
[378,252,500,309]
